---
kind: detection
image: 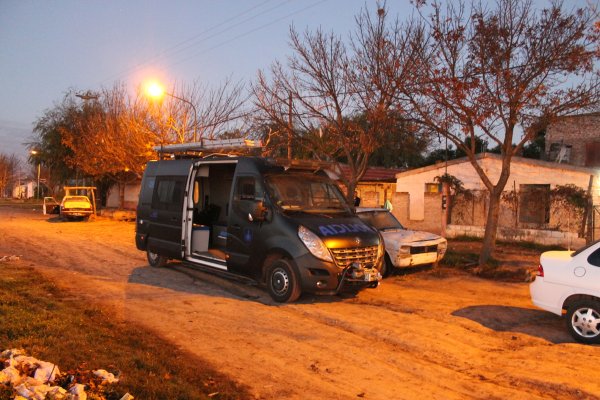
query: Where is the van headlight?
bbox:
[298,225,333,262]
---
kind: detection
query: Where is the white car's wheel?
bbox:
[566,300,600,344]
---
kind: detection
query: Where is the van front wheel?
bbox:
[147,250,168,268]
[266,259,301,303]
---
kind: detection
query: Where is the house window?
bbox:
[425,183,441,193]
[519,184,550,224]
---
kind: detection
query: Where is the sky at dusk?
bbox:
[0,0,597,161]
[0,0,414,159]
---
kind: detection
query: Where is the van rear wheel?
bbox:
[266,259,301,303]
[147,250,168,268]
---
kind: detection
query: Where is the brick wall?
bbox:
[355,182,395,208]
[546,113,600,167]
[447,224,586,248]
[391,192,443,234]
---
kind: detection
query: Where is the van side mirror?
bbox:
[248,200,269,222]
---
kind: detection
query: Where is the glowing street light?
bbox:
[145,81,199,142]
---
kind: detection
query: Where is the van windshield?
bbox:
[266,173,350,213]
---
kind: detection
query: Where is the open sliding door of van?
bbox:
[183,159,238,271]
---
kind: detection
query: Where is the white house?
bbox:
[392,153,600,247]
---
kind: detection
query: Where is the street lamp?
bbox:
[30,150,40,199]
[145,81,199,142]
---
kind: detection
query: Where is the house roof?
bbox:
[338,165,405,182]
[395,152,599,179]
[552,111,600,120]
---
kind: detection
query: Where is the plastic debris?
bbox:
[47,386,67,400]
[93,369,119,384]
[0,255,21,262]
[68,383,87,400]
[0,349,131,400]
[14,382,52,400]
[33,361,60,383]
[2,348,25,358]
[1,365,21,385]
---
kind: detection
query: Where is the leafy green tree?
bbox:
[29,93,79,187]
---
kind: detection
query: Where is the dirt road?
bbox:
[1,207,599,399]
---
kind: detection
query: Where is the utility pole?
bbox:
[288,91,293,160]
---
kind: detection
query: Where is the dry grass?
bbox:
[0,261,251,400]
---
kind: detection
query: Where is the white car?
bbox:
[530,239,600,344]
[356,207,447,276]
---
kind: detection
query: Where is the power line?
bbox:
[99,0,292,85]
[171,0,330,77]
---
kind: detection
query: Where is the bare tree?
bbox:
[0,153,21,198]
[147,78,247,143]
[396,0,600,264]
[253,15,419,202]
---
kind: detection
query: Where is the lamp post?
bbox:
[30,150,40,199]
[145,81,199,142]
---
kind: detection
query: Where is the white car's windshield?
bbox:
[266,173,349,213]
[357,210,404,231]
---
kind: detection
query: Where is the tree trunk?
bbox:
[479,188,502,266]
[119,183,125,209]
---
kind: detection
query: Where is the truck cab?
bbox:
[135,140,383,302]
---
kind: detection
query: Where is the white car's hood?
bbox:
[381,229,443,249]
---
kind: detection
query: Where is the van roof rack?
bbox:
[153,138,262,157]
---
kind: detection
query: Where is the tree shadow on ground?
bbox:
[452,305,572,344]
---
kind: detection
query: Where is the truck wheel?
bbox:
[147,250,168,268]
[566,300,600,344]
[266,259,301,303]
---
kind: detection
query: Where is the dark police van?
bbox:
[135,139,382,302]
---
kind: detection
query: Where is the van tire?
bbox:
[266,259,301,303]
[147,250,168,268]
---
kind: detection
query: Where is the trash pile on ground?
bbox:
[0,255,21,262]
[0,349,133,400]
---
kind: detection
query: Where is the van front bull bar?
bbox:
[335,262,381,294]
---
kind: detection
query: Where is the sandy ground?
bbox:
[1,207,599,400]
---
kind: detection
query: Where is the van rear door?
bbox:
[147,175,187,259]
